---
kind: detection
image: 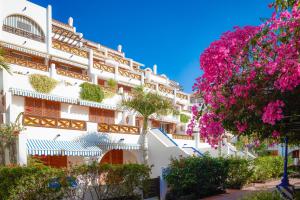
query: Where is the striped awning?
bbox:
[27,139,102,156]
[10,88,78,104]
[79,100,116,110]
[97,141,141,150]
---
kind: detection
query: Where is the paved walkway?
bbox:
[201,178,300,200]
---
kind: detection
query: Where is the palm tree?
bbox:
[122,86,177,165]
[0,48,10,72]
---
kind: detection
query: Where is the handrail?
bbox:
[98,123,139,134]
[156,128,178,146]
[23,114,86,131]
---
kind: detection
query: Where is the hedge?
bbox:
[251,156,284,183]
[29,74,58,93]
[164,156,284,199]
[164,156,229,199]
[0,163,151,200]
[79,82,104,102]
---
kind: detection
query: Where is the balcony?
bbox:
[176,92,188,100]
[56,68,90,81]
[23,114,86,131]
[5,55,48,71]
[118,68,141,80]
[52,40,88,58]
[98,123,139,135]
[158,84,174,95]
[173,134,194,140]
[145,82,156,90]
[108,52,130,65]
[3,25,45,43]
[94,61,115,73]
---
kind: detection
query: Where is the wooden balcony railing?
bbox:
[108,53,130,65]
[3,25,45,43]
[118,68,141,80]
[159,84,174,95]
[94,61,115,73]
[98,123,139,135]
[144,82,156,90]
[56,68,90,81]
[5,55,48,71]
[52,40,88,58]
[176,93,188,100]
[23,115,87,131]
[173,134,194,140]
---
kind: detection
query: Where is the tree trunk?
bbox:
[141,117,149,165]
[0,143,5,165]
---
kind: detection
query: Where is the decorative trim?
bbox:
[52,56,88,69]
[27,139,102,156]
[79,100,116,110]
[0,41,47,57]
[97,141,141,150]
[10,88,78,104]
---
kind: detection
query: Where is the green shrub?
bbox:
[79,82,104,102]
[107,78,117,90]
[0,163,150,200]
[180,114,190,123]
[29,74,58,93]
[164,156,229,199]
[226,157,253,189]
[0,165,64,200]
[239,191,281,200]
[251,156,283,183]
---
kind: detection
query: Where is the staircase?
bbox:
[148,129,203,177]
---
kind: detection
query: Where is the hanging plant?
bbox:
[79,82,104,102]
[29,74,58,93]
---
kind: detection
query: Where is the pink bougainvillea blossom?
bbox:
[187,2,300,146]
[262,100,285,125]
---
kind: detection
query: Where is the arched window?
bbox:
[3,15,45,42]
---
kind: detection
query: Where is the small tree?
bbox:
[122,87,177,164]
[0,112,24,165]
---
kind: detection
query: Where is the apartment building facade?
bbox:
[0,0,203,175]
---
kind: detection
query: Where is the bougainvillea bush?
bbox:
[189,0,300,147]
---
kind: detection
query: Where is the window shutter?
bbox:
[25,97,42,116]
[43,101,60,118]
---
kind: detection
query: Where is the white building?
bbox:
[0,0,232,178]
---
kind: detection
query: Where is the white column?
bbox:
[18,133,27,166]
[50,63,57,79]
[129,59,133,68]
[88,49,93,74]
[194,131,200,149]
[173,89,177,103]
[115,65,119,81]
[141,73,145,86]
[46,5,52,54]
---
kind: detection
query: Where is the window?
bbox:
[25,97,60,118]
[3,15,45,42]
[89,107,114,124]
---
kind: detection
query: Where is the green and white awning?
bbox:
[97,141,141,150]
[79,100,116,110]
[10,88,78,104]
[27,139,102,156]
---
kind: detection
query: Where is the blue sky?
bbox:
[31,0,273,92]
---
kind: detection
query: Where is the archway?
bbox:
[100,150,123,164]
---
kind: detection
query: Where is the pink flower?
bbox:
[262,100,285,125]
[272,130,280,138]
[235,122,248,133]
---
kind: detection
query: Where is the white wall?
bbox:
[148,130,189,178]
[0,0,47,52]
